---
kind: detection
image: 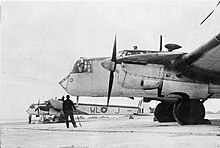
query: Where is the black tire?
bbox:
[154,102,176,122]
[173,100,205,125]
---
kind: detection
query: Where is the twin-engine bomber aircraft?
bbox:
[26,98,146,123]
[60,33,220,125]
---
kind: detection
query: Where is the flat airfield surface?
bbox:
[1,114,220,148]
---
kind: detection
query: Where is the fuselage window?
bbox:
[72,59,92,73]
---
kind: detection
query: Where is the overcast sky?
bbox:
[1,0,220,120]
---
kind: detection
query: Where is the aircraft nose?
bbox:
[59,74,70,91]
[101,58,115,71]
[26,109,30,114]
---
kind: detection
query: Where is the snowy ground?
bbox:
[0,114,220,148]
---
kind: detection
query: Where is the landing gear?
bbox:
[154,99,206,125]
[154,102,176,122]
[173,100,205,125]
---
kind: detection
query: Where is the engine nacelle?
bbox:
[117,63,163,90]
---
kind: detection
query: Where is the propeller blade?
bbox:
[159,35,162,51]
[200,1,220,25]
[111,35,117,62]
[107,71,114,108]
[106,35,117,108]
[37,99,40,115]
[35,108,39,112]
[200,10,215,25]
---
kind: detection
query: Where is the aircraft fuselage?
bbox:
[63,55,220,100]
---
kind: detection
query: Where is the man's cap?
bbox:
[66,95,70,98]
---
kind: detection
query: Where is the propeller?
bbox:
[200,1,220,25]
[159,35,162,51]
[35,99,40,115]
[102,35,117,108]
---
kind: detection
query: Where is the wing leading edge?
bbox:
[179,33,220,74]
[113,33,220,76]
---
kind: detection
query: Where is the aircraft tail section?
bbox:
[137,99,143,113]
[135,99,152,115]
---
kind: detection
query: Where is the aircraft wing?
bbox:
[116,52,184,65]
[116,33,220,76]
[178,33,220,74]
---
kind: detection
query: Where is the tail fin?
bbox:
[137,99,143,113]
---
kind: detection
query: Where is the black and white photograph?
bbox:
[1,0,220,147]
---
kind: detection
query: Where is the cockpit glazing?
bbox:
[72,58,92,73]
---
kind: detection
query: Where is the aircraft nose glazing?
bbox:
[101,58,115,71]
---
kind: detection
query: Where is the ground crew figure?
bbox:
[63,95,77,128]
[129,115,134,119]
[58,96,65,102]
[28,115,32,124]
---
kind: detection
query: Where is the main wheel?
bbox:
[154,102,176,122]
[173,100,205,125]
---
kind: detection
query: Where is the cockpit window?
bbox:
[30,104,35,108]
[117,51,125,57]
[118,50,156,57]
[72,58,92,73]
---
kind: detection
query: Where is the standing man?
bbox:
[28,115,32,124]
[63,95,77,128]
